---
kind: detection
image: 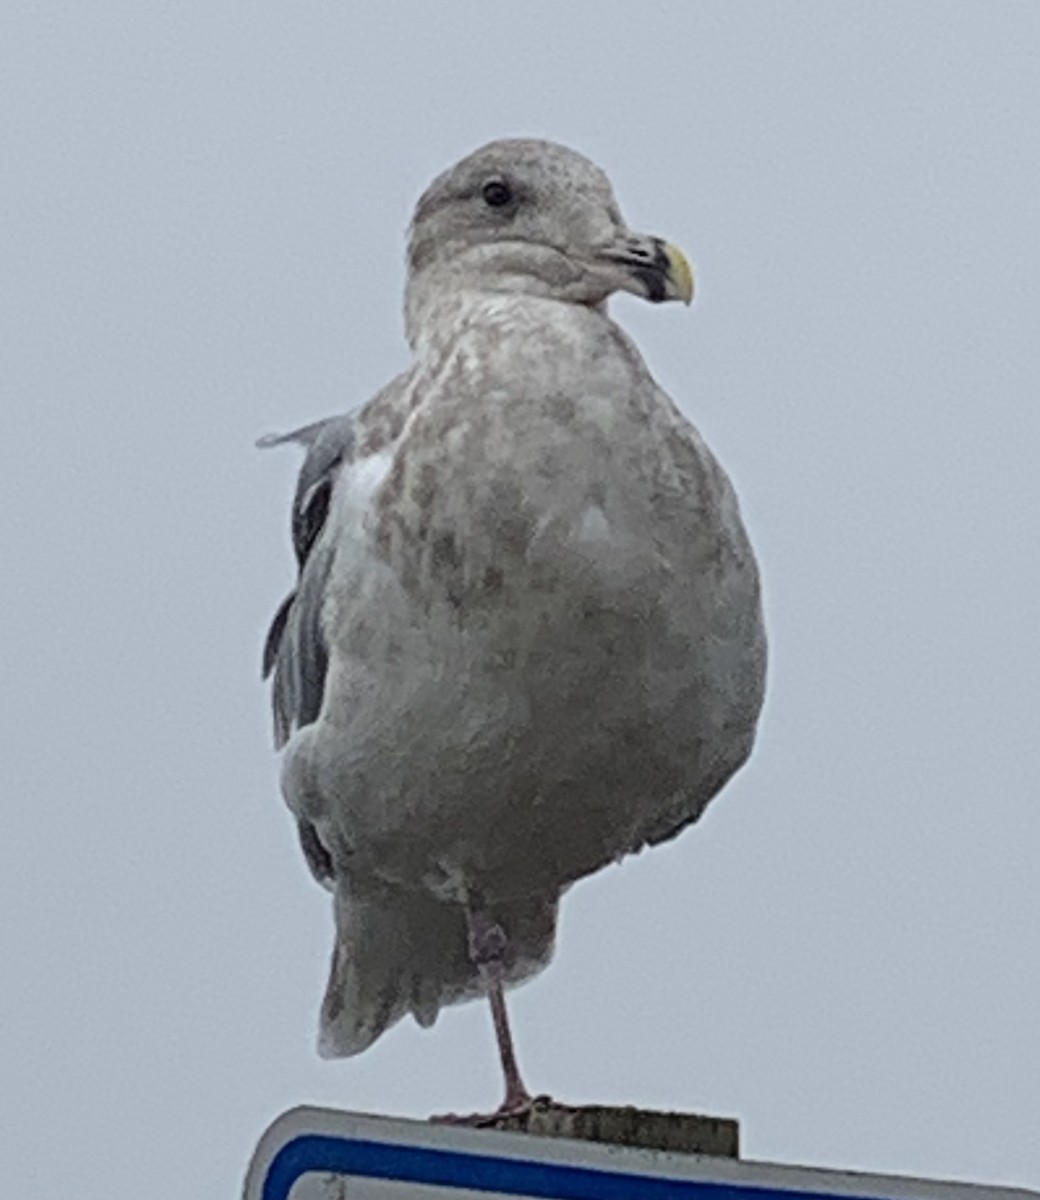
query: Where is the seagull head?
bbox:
[405,138,693,339]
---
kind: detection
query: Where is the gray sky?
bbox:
[3,3,1038,1196]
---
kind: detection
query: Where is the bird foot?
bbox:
[495,1081,536,1118]
[429,1092,551,1127]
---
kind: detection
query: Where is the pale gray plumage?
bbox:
[261,138,766,1074]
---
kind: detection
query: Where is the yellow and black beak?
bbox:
[596,234,695,305]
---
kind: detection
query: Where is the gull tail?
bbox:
[319,882,557,1058]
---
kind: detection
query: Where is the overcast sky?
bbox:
[3,3,1038,1197]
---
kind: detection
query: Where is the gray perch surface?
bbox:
[434,1098,740,1159]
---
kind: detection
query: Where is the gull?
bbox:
[261,138,766,1113]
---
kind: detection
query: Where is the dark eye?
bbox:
[481,178,513,208]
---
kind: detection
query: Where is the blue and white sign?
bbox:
[244,1107,1039,1200]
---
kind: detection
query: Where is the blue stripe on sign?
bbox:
[262,1134,886,1200]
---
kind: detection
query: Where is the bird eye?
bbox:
[481,179,513,208]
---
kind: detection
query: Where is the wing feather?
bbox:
[259,414,357,747]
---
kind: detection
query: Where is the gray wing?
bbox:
[260,413,357,750]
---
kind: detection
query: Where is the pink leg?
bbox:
[465,906,533,1115]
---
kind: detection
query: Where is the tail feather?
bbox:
[319,883,557,1058]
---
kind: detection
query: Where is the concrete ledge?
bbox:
[460,1097,739,1158]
